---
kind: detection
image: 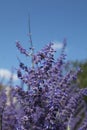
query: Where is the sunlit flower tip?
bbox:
[22,116,28,121]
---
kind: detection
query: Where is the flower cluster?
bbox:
[0,39,87,130]
[15,40,87,130]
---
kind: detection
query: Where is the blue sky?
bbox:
[0,0,87,83]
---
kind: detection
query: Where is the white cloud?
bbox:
[52,42,63,50]
[0,69,18,81]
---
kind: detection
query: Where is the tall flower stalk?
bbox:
[28,15,34,68]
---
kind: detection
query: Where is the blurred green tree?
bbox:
[71,60,87,88]
[65,60,87,88]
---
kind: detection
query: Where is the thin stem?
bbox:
[28,14,34,68]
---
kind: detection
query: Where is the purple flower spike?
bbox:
[16,41,29,56]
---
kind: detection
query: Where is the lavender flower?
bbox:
[0,39,87,130]
[16,41,30,57]
[14,40,87,130]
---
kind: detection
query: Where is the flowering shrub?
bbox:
[0,39,87,130]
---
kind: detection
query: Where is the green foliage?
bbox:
[66,60,87,103]
[65,60,87,88]
[72,60,87,88]
[78,61,87,88]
